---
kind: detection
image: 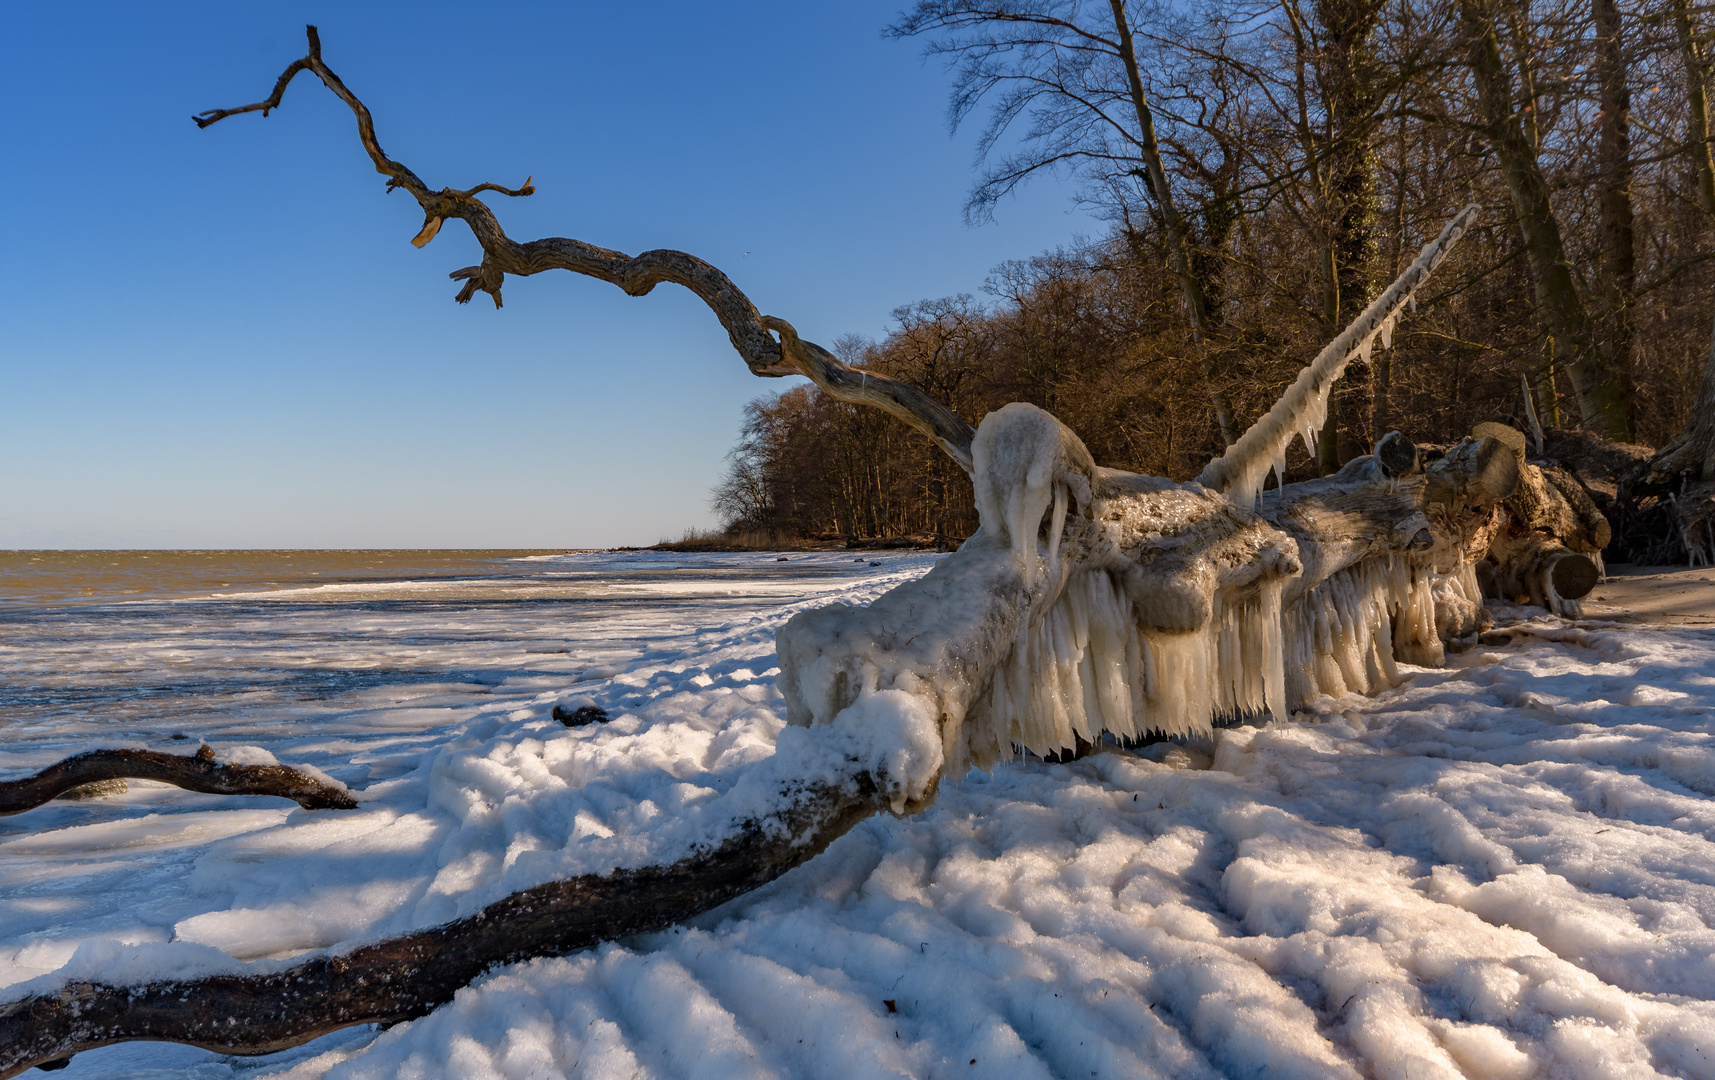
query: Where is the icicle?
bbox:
[1277,555,1484,707]
[1196,205,1478,504]
[968,557,1301,758]
[1379,315,1394,351]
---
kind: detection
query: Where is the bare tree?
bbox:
[889,0,1241,443]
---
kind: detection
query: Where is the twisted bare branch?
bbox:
[195,26,977,471]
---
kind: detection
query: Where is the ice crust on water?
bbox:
[6,555,1715,1078]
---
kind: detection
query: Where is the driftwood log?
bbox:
[0,774,888,1074]
[0,746,356,815]
[0,27,1511,1075]
[1469,422,1609,616]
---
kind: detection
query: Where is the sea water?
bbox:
[0,548,899,766]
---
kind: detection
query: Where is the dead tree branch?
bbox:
[0,774,889,1077]
[193,26,977,472]
[0,746,356,815]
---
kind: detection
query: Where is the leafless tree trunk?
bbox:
[1307,0,1384,473]
[1593,0,1636,420]
[1679,0,1715,218]
[1459,0,1633,440]
[1107,0,1239,445]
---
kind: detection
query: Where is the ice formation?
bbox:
[1198,204,1479,508]
[1281,554,1485,704]
[781,404,1306,773]
[780,337,1497,776]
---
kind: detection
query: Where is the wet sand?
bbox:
[1583,564,1715,626]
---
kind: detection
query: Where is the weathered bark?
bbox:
[1459,0,1633,440]
[0,746,356,815]
[0,773,892,1077]
[1471,422,1608,614]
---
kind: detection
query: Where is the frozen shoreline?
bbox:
[4,554,1715,1078]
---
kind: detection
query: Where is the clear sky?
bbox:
[2,2,1100,549]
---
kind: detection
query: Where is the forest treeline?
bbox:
[707,0,1715,545]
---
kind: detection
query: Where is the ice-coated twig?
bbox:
[1197,205,1481,506]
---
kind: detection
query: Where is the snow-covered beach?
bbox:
[4,551,1715,1078]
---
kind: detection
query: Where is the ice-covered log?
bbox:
[0,771,894,1078]
[781,404,1303,771]
[779,412,1517,769]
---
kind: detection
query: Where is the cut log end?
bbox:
[1472,436,1523,502]
[1375,431,1419,478]
[1550,551,1599,600]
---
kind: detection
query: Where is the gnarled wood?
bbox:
[0,774,889,1078]
[0,746,355,816]
[193,26,977,473]
[1470,423,1609,614]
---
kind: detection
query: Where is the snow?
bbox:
[5,553,1715,1078]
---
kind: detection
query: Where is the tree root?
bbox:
[0,773,886,1078]
[0,747,357,816]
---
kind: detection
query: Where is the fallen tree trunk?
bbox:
[0,28,1500,1074]
[0,773,891,1076]
[0,746,356,815]
[1467,422,1609,615]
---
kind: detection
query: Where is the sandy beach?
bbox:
[1584,563,1715,626]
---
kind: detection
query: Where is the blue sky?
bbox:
[2,2,1101,548]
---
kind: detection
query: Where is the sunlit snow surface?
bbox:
[5,552,1715,1079]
